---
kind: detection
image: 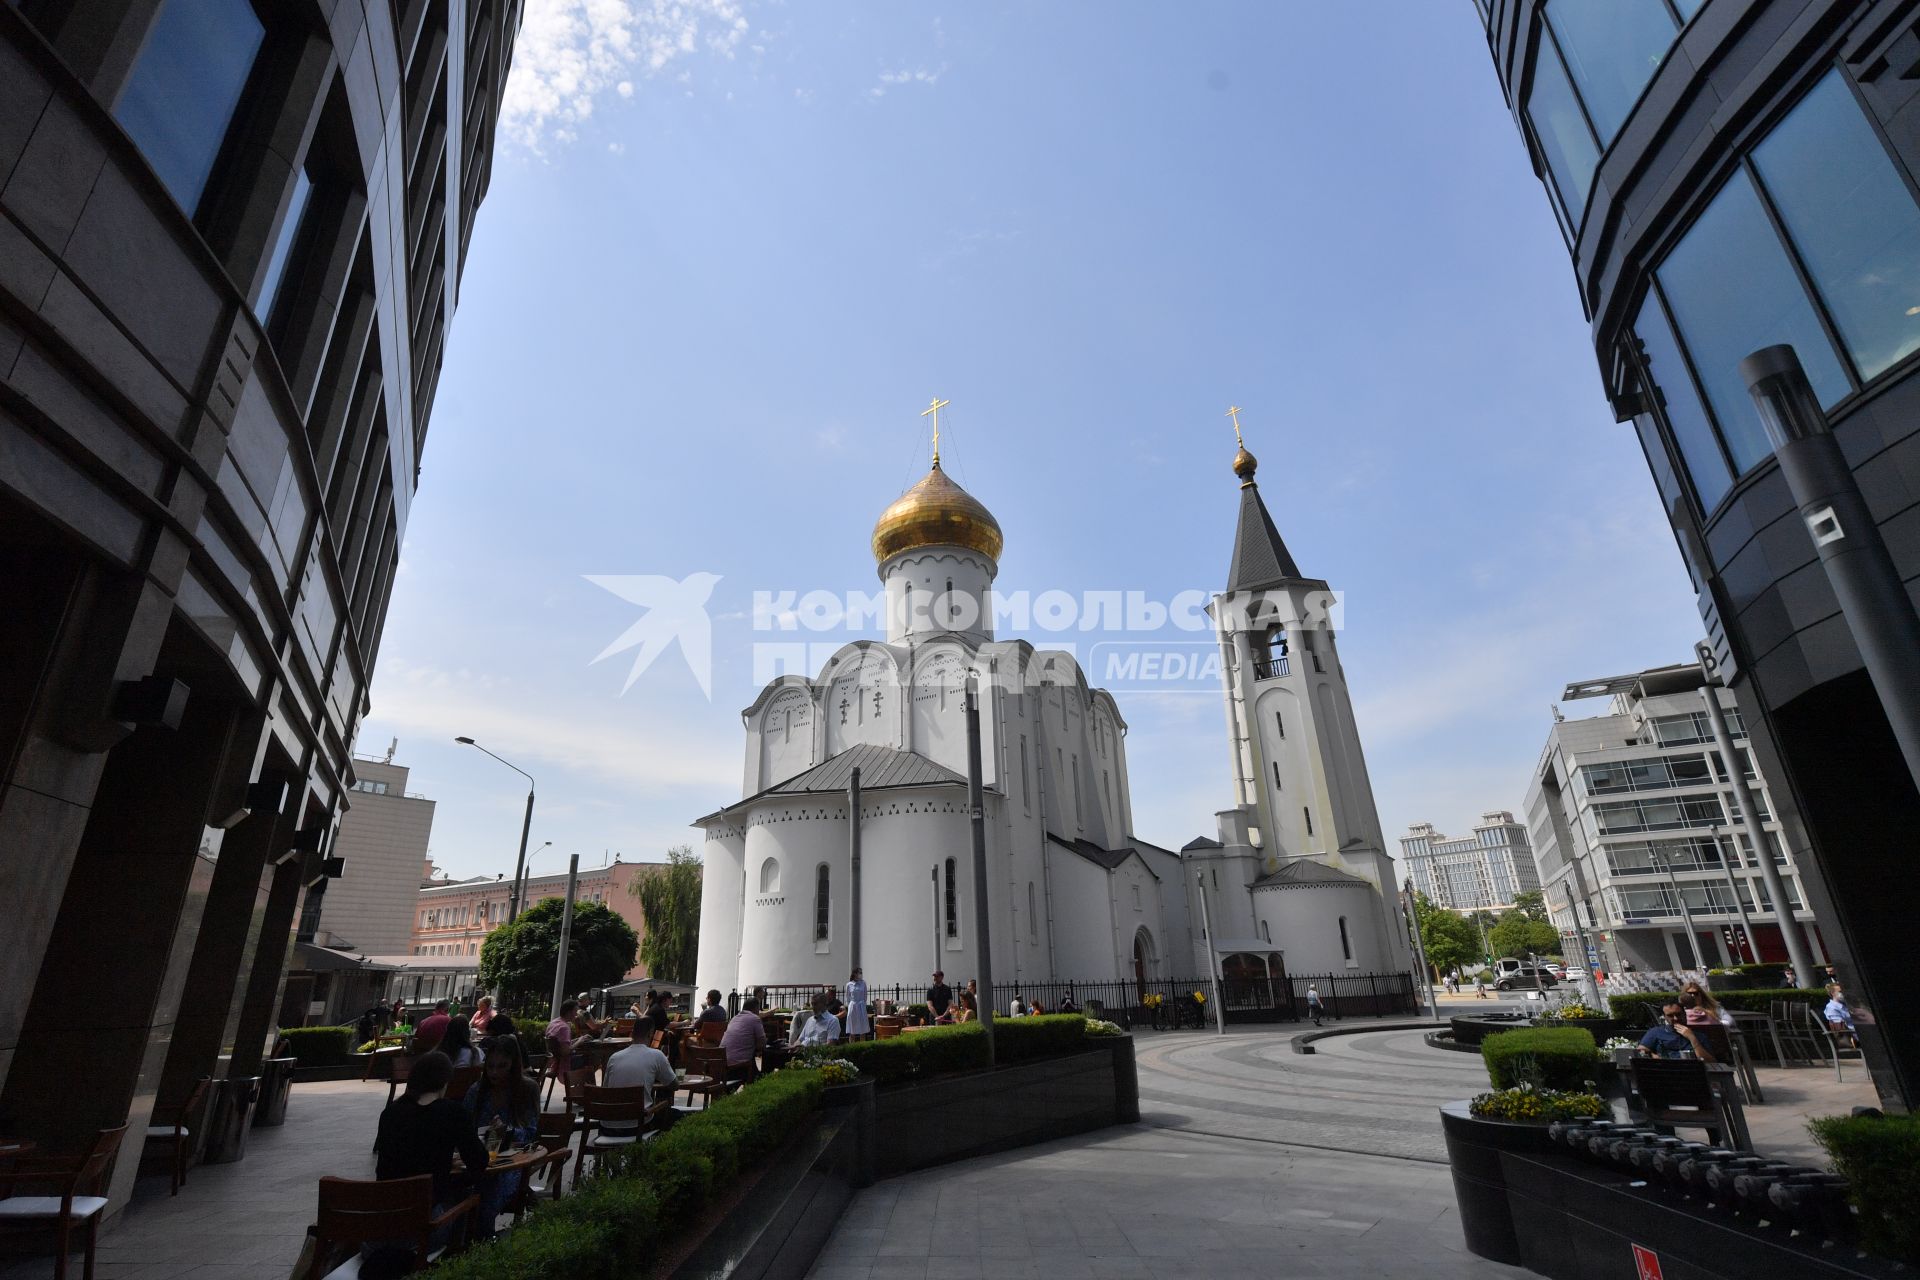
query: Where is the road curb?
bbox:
[1290,1021,1448,1054]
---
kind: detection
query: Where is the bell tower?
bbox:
[1209,417,1398,909]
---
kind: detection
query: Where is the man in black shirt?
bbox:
[926,970,952,1022]
[694,988,729,1024]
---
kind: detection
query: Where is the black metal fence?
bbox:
[727,971,1416,1028]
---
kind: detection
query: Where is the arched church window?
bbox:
[1027,882,1037,941]
[760,858,780,895]
[1338,916,1352,962]
[814,864,830,942]
[1261,920,1272,943]
[944,858,958,938]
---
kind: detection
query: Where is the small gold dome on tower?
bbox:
[871,462,1004,565]
[1232,445,1258,481]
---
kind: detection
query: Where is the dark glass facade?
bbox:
[0,0,519,1209]
[1481,0,1920,1109]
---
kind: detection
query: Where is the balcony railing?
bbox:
[1253,655,1290,680]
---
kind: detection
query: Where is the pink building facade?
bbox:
[412,858,662,981]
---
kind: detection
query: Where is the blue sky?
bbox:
[365,1,1704,884]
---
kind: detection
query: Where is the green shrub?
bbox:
[281,1026,355,1067]
[913,1025,991,1074]
[1809,1113,1920,1264]
[1482,1026,1598,1091]
[995,1014,1090,1062]
[1606,989,1822,1022]
[839,1037,920,1083]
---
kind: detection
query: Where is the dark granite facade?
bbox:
[0,0,516,1212]
[1480,0,1920,1110]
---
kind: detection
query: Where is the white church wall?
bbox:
[1050,854,1123,981]
[694,824,746,997]
[823,648,902,757]
[848,795,975,985]
[881,547,995,646]
[756,685,815,791]
[1255,882,1393,975]
[908,644,970,778]
[1252,683,1309,858]
[736,805,848,988]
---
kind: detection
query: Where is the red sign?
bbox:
[1632,1244,1663,1280]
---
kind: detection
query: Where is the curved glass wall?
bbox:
[1525,35,1599,223]
[1548,0,1682,143]
[1630,70,1920,515]
[112,0,265,214]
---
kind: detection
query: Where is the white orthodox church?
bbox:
[692,419,1412,999]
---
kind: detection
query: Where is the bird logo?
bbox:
[585,573,722,697]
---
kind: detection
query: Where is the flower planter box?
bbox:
[1537,1016,1626,1041]
[1438,1101,1562,1265]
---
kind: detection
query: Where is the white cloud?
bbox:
[869,64,945,99]
[501,0,752,150]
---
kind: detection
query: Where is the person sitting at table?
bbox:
[694,989,729,1025]
[469,997,494,1036]
[572,994,608,1040]
[441,1015,482,1069]
[1681,982,1732,1027]
[721,990,771,1082]
[546,999,587,1073]
[484,1009,515,1042]
[795,993,840,1047]
[1824,983,1858,1047]
[953,992,976,1023]
[1638,1002,1715,1060]
[602,1025,677,1137]
[461,1039,538,1232]
[1057,987,1078,1014]
[409,1000,452,1055]
[374,1052,492,1250]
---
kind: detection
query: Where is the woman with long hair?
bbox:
[373,1052,492,1247]
[440,1015,481,1068]
[1680,980,1732,1026]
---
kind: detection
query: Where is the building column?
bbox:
[157,750,298,1110]
[228,808,329,1075]
[0,656,246,1214]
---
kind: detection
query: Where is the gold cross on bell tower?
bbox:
[1226,404,1246,447]
[921,396,950,468]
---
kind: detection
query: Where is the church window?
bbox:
[1028,882,1037,941]
[1102,772,1112,817]
[814,864,830,942]
[944,859,958,938]
[1019,738,1030,811]
[1131,884,1141,911]
[1211,868,1218,890]
[1071,757,1082,829]
[759,858,781,895]
[1275,711,1286,739]
[1261,920,1272,943]
[1272,761,1283,792]
[1338,916,1352,962]
[1304,807,1314,837]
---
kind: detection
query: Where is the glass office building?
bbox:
[0,0,519,1210]
[1477,0,1920,1108]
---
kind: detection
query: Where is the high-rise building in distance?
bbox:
[1400,813,1539,914]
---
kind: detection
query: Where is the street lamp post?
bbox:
[455,737,536,923]
[1651,846,1704,974]
[512,841,553,925]
[1708,822,1759,966]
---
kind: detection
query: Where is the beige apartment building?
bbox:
[310,758,438,956]
[412,858,663,981]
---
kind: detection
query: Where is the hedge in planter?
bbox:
[1809,1112,1920,1265]
[996,1014,1088,1061]
[434,1069,824,1278]
[1605,989,1823,1022]
[281,1025,355,1067]
[839,1036,921,1083]
[1481,1027,1598,1091]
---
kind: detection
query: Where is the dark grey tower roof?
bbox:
[1226,477,1302,593]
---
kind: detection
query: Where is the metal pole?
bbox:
[964,678,997,1064]
[549,854,580,1020]
[1695,639,1816,984]
[507,787,534,922]
[1561,862,1603,1006]
[849,767,862,971]
[930,866,940,978]
[1654,847,1703,974]
[1403,879,1438,1018]
[1709,822,1759,966]
[1743,345,1920,792]
[1194,872,1226,1036]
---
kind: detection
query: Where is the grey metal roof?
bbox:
[768,743,966,795]
[1046,832,1162,880]
[1226,481,1302,593]
[1252,859,1373,889]
[1181,836,1223,852]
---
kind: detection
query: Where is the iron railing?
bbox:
[1253,655,1290,679]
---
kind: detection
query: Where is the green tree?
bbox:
[478,896,638,1003]
[1412,893,1479,979]
[1509,890,1548,923]
[1488,910,1561,961]
[634,845,703,984]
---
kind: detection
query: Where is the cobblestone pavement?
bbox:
[1133,1023,1476,1162]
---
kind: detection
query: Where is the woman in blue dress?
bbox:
[462,1037,540,1235]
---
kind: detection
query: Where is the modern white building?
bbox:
[1400,813,1539,913]
[1524,664,1829,975]
[691,428,1412,996]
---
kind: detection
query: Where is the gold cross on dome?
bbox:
[921,396,950,466]
[1226,405,1245,447]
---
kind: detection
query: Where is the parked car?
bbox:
[1542,962,1567,979]
[1495,966,1559,991]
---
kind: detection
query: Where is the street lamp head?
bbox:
[455,736,476,745]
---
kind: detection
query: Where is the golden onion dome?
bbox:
[1232,444,1259,482]
[871,462,1004,565]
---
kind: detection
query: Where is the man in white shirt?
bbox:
[794,993,840,1046]
[600,1033,676,1136]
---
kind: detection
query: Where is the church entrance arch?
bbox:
[1220,951,1289,1016]
[1132,927,1157,1001]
